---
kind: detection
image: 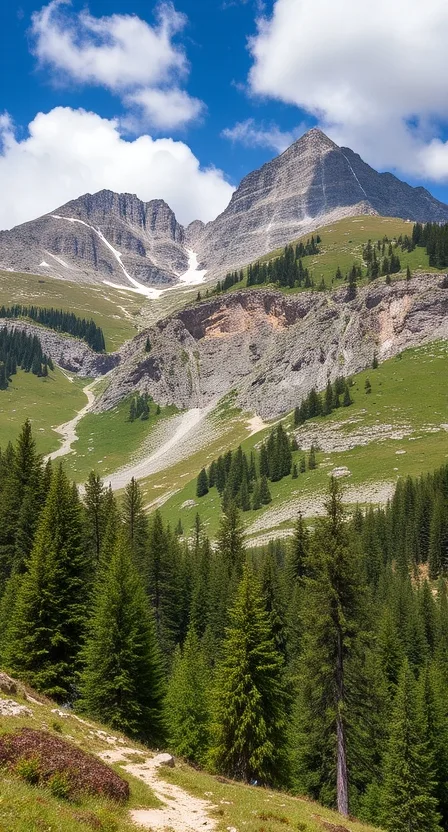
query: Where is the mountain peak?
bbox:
[295,127,338,150]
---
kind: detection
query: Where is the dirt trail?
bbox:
[99,746,217,831]
[46,377,102,461]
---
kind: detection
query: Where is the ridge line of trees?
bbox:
[0,305,106,352]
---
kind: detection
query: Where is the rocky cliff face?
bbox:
[2,129,448,289]
[0,191,188,287]
[197,129,448,275]
[0,320,119,377]
[97,274,448,418]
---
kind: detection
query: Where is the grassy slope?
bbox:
[0,368,87,456]
[0,268,206,352]
[63,398,178,484]
[160,342,448,540]
[222,215,434,294]
[0,685,381,832]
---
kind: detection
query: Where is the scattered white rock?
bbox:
[0,698,33,717]
[181,499,198,510]
[330,466,351,479]
[153,752,175,768]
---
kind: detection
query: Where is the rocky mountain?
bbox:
[96,273,448,419]
[197,129,448,275]
[1,129,448,289]
[0,191,189,288]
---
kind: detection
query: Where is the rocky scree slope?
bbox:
[0,320,119,376]
[0,191,189,287]
[2,129,448,290]
[97,274,448,419]
[197,128,448,276]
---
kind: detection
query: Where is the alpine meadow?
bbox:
[2,2,448,831]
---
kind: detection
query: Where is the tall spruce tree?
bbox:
[211,563,289,786]
[381,660,441,832]
[165,625,211,764]
[122,477,149,584]
[6,465,87,701]
[294,478,368,815]
[78,530,165,743]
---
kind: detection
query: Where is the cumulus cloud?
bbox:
[0,107,234,230]
[31,1,202,129]
[248,0,448,180]
[222,118,305,153]
[127,88,204,131]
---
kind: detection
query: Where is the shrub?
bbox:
[14,756,41,784]
[0,728,129,802]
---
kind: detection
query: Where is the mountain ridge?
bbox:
[1,128,448,289]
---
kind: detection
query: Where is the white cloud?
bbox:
[0,107,234,230]
[31,1,202,129]
[127,88,204,131]
[222,117,305,153]
[248,0,448,180]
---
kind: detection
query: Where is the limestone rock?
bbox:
[0,698,33,717]
[197,129,448,276]
[153,752,175,768]
[0,673,17,695]
[97,274,448,420]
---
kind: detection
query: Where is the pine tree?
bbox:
[122,477,149,584]
[197,468,209,497]
[295,478,368,816]
[260,474,272,505]
[308,445,317,470]
[6,465,87,701]
[211,564,289,786]
[83,471,108,569]
[291,462,298,478]
[286,513,309,583]
[79,531,165,743]
[165,626,210,764]
[381,660,441,832]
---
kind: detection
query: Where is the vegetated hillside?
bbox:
[2,128,448,290]
[160,341,448,541]
[0,677,380,832]
[96,272,448,420]
[198,128,448,276]
[1,417,448,831]
[214,214,434,294]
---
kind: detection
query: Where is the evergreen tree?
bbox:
[122,477,149,584]
[197,468,209,497]
[308,445,317,470]
[381,660,441,832]
[83,472,108,569]
[6,465,87,701]
[211,564,289,786]
[295,479,368,815]
[260,474,272,505]
[165,626,210,764]
[79,531,165,743]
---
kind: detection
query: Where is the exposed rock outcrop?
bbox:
[0,320,119,377]
[97,274,448,419]
[1,129,448,289]
[0,191,188,287]
[197,129,448,276]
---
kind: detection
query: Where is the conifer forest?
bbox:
[1,419,448,830]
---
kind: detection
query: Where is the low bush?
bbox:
[0,728,129,802]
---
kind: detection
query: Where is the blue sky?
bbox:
[1,0,448,229]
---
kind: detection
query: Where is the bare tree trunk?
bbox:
[336,628,349,817]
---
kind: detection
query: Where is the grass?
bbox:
[0,682,380,832]
[0,368,87,455]
[160,341,448,540]
[162,760,380,832]
[0,269,144,352]
[219,215,434,295]
[63,397,178,484]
